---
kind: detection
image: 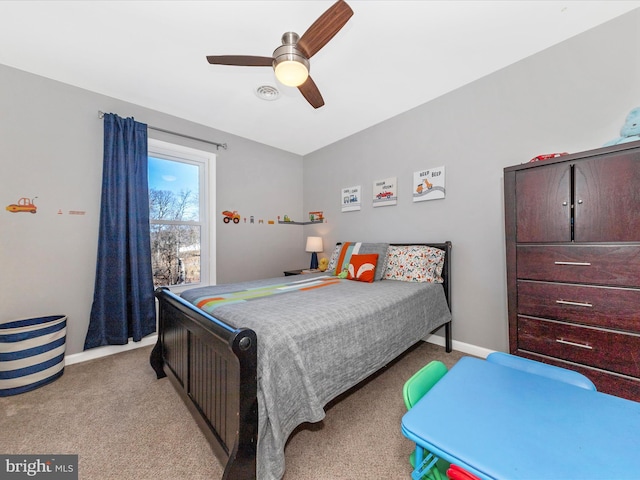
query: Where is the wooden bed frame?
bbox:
[149,241,452,480]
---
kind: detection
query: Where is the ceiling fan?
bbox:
[206,0,353,109]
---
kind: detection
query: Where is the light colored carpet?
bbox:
[0,341,465,479]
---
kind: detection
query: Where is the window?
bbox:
[148,139,216,290]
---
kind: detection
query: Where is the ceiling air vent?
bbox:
[255,85,280,101]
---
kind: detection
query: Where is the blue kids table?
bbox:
[401,356,640,479]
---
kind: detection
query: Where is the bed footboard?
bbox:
[151,287,258,480]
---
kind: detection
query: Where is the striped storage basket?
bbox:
[0,315,66,397]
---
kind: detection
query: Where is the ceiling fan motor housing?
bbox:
[272,32,310,86]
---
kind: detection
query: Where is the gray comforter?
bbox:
[181,273,451,480]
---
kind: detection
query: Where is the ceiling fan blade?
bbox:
[298,76,325,109]
[206,55,273,67]
[297,0,353,59]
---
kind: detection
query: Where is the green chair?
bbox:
[403,361,450,480]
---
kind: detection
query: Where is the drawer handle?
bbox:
[556,300,593,307]
[554,261,591,266]
[556,338,593,350]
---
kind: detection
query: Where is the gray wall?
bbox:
[2,9,638,356]
[0,65,307,355]
[303,10,640,352]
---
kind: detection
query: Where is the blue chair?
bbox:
[403,361,449,480]
[486,352,596,391]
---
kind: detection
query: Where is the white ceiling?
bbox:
[1,1,638,155]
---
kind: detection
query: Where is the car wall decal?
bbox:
[6,197,37,214]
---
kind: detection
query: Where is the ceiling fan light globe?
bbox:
[275,60,309,87]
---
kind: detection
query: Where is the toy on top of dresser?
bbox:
[604,107,640,146]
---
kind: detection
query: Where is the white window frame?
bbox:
[148,138,216,292]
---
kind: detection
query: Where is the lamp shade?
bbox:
[305,236,323,253]
[306,236,323,270]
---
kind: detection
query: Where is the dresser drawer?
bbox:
[517,245,640,286]
[518,316,640,378]
[517,281,640,333]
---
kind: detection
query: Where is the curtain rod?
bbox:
[98,111,228,150]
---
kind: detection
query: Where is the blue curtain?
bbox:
[84,113,156,350]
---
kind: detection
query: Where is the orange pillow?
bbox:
[347,254,379,283]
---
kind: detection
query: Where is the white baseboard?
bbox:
[425,334,494,359]
[64,334,157,366]
[65,333,491,366]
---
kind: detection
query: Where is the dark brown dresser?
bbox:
[504,140,640,401]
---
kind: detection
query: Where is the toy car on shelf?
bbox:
[529,152,568,163]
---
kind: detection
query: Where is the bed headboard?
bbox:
[336,241,452,311]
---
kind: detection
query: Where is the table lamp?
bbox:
[305,236,323,270]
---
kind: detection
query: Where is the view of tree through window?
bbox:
[148,156,202,288]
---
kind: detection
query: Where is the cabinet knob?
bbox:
[562,201,568,206]
[577,199,583,204]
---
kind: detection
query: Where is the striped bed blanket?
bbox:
[190,275,340,314]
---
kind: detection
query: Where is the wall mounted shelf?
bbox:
[278,220,324,225]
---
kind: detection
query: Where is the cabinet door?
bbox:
[516,163,571,243]
[574,152,640,242]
